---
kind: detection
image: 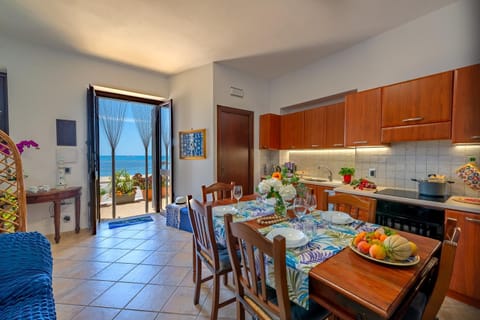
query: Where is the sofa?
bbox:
[0,232,56,320]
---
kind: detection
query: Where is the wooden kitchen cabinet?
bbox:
[452,64,480,143]
[345,88,383,147]
[304,107,326,148]
[281,111,304,149]
[381,71,453,143]
[445,209,480,308]
[324,102,345,148]
[259,113,280,149]
[305,183,333,211]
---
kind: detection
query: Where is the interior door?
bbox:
[217,105,254,194]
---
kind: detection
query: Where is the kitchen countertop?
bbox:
[299,178,343,188]
[334,185,480,214]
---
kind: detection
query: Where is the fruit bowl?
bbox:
[349,242,420,266]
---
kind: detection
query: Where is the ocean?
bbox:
[100,155,167,177]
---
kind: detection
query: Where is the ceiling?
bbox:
[0,0,458,79]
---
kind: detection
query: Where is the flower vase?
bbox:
[274,196,287,217]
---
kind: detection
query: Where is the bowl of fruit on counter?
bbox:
[350,178,377,191]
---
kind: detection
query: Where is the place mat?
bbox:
[452,196,480,205]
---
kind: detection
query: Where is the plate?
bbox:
[212,205,237,217]
[266,228,308,248]
[320,211,354,224]
[349,243,420,266]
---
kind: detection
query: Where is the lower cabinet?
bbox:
[445,209,480,308]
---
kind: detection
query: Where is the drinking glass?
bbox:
[233,185,243,209]
[306,194,317,214]
[293,197,307,221]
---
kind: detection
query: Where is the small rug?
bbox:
[108,215,154,229]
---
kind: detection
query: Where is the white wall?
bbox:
[169,64,214,200]
[270,0,480,109]
[213,63,270,188]
[0,35,168,235]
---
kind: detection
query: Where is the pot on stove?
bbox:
[411,174,454,197]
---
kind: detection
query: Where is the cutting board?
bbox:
[451,196,480,205]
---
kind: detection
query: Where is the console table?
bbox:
[27,186,82,243]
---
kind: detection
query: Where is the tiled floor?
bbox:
[51,214,480,320]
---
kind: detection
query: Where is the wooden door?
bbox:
[304,107,326,148]
[445,209,480,307]
[452,64,480,143]
[259,113,280,149]
[345,88,382,147]
[382,71,453,127]
[0,72,8,134]
[280,111,304,149]
[324,102,345,148]
[217,105,254,195]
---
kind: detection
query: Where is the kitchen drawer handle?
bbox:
[471,136,480,139]
[402,117,424,122]
[353,140,368,144]
[466,217,480,224]
[333,143,343,147]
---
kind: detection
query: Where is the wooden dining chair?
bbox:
[326,193,377,223]
[404,218,461,320]
[0,130,27,233]
[187,195,235,320]
[224,213,330,320]
[201,181,235,203]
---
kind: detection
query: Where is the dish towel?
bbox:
[455,160,480,191]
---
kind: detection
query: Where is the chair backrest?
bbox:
[421,219,461,320]
[224,213,292,320]
[187,195,221,270]
[327,193,377,223]
[201,181,235,203]
[0,130,27,233]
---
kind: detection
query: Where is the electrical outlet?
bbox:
[369,168,376,178]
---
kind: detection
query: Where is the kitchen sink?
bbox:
[302,177,328,182]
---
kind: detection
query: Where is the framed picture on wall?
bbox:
[179,128,206,160]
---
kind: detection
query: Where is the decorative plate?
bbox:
[349,243,420,266]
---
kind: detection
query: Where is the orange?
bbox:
[369,244,387,260]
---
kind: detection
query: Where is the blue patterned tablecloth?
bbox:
[213,206,379,310]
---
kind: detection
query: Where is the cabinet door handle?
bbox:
[466,217,480,224]
[333,143,343,147]
[402,117,424,122]
[353,140,368,144]
[311,144,320,147]
[471,136,480,139]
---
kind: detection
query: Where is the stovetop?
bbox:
[375,188,450,203]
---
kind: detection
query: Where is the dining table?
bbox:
[207,196,442,320]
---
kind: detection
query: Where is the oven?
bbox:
[375,198,445,240]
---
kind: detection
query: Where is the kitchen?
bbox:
[259,63,480,309]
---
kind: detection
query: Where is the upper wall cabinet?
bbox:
[345,88,382,147]
[324,102,345,148]
[259,113,280,149]
[280,111,305,149]
[304,106,326,148]
[381,71,453,143]
[452,64,480,144]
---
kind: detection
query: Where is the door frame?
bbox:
[216,105,254,194]
[87,86,171,234]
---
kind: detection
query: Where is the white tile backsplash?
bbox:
[260,141,480,197]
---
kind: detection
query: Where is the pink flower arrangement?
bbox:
[0,139,40,155]
[15,140,40,154]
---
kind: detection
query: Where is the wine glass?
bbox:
[293,197,307,221]
[233,185,243,209]
[306,194,317,214]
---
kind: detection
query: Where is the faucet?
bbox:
[318,165,333,182]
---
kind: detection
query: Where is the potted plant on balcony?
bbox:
[132,173,153,201]
[113,169,136,204]
[338,167,355,184]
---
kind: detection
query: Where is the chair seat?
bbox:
[218,248,233,271]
